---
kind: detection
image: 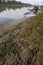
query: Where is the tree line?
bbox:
[0,0,17,3]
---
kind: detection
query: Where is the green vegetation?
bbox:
[33,5,39,14]
[40,6,43,12]
[0,1,32,9]
[0,1,32,12]
[0,12,43,65]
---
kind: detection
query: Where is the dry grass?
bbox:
[0,13,43,65]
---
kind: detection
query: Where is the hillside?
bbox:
[0,13,43,65]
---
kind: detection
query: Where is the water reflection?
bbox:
[0,7,6,12]
[0,7,35,25]
[0,6,21,12]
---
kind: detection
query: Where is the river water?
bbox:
[0,7,35,25]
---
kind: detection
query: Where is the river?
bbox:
[0,7,35,25]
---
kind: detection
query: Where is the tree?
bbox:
[0,0,2,2]
[33,5,39,14]
[3,0,5,2]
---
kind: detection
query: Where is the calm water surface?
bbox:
[0,7,35,25]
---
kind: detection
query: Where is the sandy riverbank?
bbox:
[0,17,27,32]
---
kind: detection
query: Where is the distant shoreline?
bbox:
[0,2,32,8]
